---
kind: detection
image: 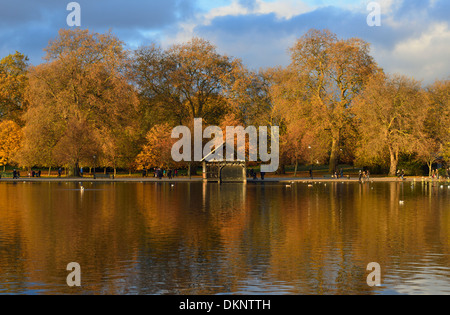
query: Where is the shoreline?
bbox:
[0,176,448,184]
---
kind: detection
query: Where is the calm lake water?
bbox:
[0,181,449,295]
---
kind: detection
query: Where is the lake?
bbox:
[0,181,448,295]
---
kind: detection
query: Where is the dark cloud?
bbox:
[0,0,62,26]
[0,0,196,64]
[79,0,194,29]
[0,0,194,29]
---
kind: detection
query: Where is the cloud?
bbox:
[193,6,378,68]
[179,0,450,83]
[375,22,450,82]
[0,0,196,63]
[0,0,449,84]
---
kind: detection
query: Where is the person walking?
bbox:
[261,172,265,181]
[58,168,62,177]
[359,170,363,182]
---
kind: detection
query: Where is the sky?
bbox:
[0,0,449,84]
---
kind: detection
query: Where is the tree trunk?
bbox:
[329,137,340,174]
[276,164,286,175]
[48,167,51,177]
[428,162,433,177]
[68,163,80,177]
[294,160,298,177]
[389,148,398,177]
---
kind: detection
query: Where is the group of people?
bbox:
[29,170,42,178]
[396,169,406,181]
[12,169,21,179]
[430,169,441,179]
[358,170,371,182]
[142,168,178,180]
[430,168,450,179]
[12,169,42,179]
[247,169,265,180]
[333,169,346,179]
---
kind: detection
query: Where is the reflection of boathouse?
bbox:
[201,142,247,183]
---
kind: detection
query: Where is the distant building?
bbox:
[201,142,247,183]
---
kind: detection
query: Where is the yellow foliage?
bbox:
[0,120,22,166]
[135,124,177,169]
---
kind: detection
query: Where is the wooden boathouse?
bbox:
[201,142,247,183]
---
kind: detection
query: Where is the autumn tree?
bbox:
[131,38,243,127]
[131,38,247,174]
[285,29,379,173]
[135,123,179,170]
[18,29,139,176]
[0,120,22,171]
[415,79,450,175]
[227,67,273,126]
[224,68,283,171]
[0,52,29,124]
[270,65,329,175]
[353,73,426,176]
